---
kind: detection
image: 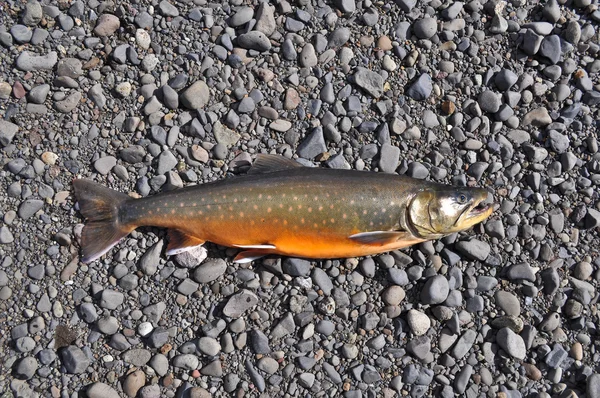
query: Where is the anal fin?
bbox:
[166,230,206,256]
[233,250,270,264]
[349,230,412,246]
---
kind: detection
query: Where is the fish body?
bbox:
[73,155,493,263]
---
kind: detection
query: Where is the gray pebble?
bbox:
[406,74,432,101]
[478,90,501,113]
[99,289,124,310]
[180,80,210,110]
[413,17,437,39]
[18,199,43,220]
[223,289,258,318]
[93,156,116,175]
[14,357,38,380]
[237,31,271,52]
[172,354,199,370]
[421,275,449,304]
[496,327,526,359]
[158,0,179,17]
[0,120,19,147]
[60,345,89,374]
[10,24,32,43]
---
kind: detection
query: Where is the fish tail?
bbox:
[72,179,135,263]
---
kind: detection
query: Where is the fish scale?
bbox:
[72,155,493,263]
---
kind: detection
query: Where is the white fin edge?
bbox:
[232,244,277,249]
[166,244,208,261]
[234,254,267,264]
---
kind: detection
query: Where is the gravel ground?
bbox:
[1,0,600,397]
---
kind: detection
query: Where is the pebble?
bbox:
[15,51,58,71]
[87,382,121,398]
[406,74,432,101]
[193,259,227,283]
[237,31,271,52]
[60,345,89,374]
[382,285,405,306]
[94,14,120,37]
[421,275,449,304]
[413,17,437,39]
[223,289,258,318]
[353,67,384,98]
[494,291,521,316]
[407,309,430,336]
[123,370,145,397]
[455,239,490,261]
[180,80,210,110]
[496,327,526,359]
[478,90,501,113]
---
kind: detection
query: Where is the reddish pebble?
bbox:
[191,369,201,378]
[13,81,26,99]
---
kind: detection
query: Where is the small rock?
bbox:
[420,275,449,304]
[87,382,121,398]
[122,370,145,397]
[60,345,89,374]
[180,80,210,110]
[353,67,384,98]
[406,74,432,101]
[223,289,258,318]
[94,14,120,37]
[413,17,437,39]
[406,309,430,336]
[496,327,526,359]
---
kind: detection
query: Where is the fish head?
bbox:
[407,186,493,239]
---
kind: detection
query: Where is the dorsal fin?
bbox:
[247,154,303,175]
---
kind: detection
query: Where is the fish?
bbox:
[72,154,494,264]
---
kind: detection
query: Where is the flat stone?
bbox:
[413,17,437,39]
[478,90,501,113]
[353,67,384,98]
[421,275,449,304]
[0,120,18,147]
[193,259,227,283]
[87,382,121,398]
[237,31,271,52]
[494,291,521,316]
[406,74,432,101]
[123,370,145,397]
[94,156,117,175]
[455,239,490,261]
[94,14,120,37]
[16,51,58,71]
[297,127,327,159]
[158,0,179,17]
[223,289,258,318]
[54,91,81,113]
[180,80,210,110]
[213,121,241,146]
[254,3,276,36]
[18,199,44,220]
[522,108,552,126]
[496,327,526,359]
[60,345,89,374]
[452,329,476,359]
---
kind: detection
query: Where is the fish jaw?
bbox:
[456,191,494,230]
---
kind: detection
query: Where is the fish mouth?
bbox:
[461,196,494,226]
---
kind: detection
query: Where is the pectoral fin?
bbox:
[349,231,412,245]
[166,230,206,255]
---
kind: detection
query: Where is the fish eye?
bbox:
[457,194,468,204]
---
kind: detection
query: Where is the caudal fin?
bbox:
[72,179,135,263]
